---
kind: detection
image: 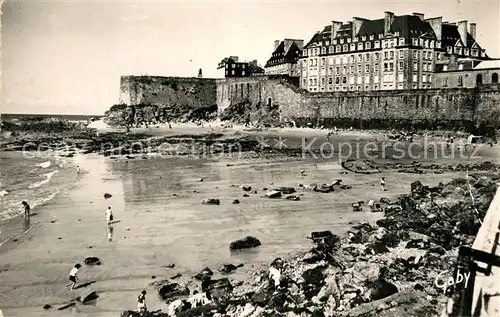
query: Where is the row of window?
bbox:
[441,73,499,87]
[304,73,433,86]
[303,50,441,68]
[447,46,481,57]
[305,37,441,57]
[302,61,434,76]
[306,83,433,92]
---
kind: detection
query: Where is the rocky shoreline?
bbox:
[117,175,498,317]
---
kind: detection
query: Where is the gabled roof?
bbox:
[265,41,302,67]
[248,63,264,75]
[304,15,439,50]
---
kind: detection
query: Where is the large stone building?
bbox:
[264,39,304,77]
[300,12,491,92]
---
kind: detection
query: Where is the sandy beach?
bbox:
[0,125,499,317]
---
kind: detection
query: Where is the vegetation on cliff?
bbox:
[103,103,218,130]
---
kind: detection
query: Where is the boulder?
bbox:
[219,264,238,274]
[232,199,240,204]
[202,198,220,205]
[365,242,390,254]
[265,190,282,198]
[78,289,98,303]
[194,267,213,281]
[339,184,352,190]
[154,282,190,301]
[352,203,362,212]
[242,186,252,192]
[369,280,399,301]
[380,197,391,204]
[103,193,112,199]
[314,184,335,193]
[302,265,327,286]
[230,236,261,250]
[274,187,296,194]
[207,278,233,302]
[84,257,101,266]
[284,194,300,201]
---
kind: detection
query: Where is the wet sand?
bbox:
[0,128,498,317]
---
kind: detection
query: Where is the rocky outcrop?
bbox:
[121,176,496,317]
[229,236,262,250]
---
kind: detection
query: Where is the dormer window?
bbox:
[436,41,441,48]
[343,44,348,52]
[369,35,374,40]
[366,42,371,49]
[325,41,330,46]
[357,43,363,50]
[340,39,344,44]
[394,31,400,36]
[333,39,337,45]
[464,48,469,55]
[472,49,478,56]
[447,47,452,54]
[374,41,380,49]
[321,47,326,54]
[350,44,355,51]
[399,38,405,45]
[361,36,366,41]
[378,34,383,39]
[336,45,341,53]
[353,37,358,43]
[329,46,334,53]
[347,38,351,43]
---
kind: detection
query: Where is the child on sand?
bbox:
[105,206,113,225]
[137,290,147,314]
[66,264,81,290]
[22,201,30,218]
[380,177,386,191]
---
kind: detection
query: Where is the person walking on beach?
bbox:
[76,165,81,174]
[137,290,147,315]
[22,201,30,218]
[380,177,386,192]
[66,264,81,290]
[105,206,113,225]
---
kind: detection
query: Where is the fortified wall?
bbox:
[118,75,500,131]
[119,76,217,108]
[216,76,500,131]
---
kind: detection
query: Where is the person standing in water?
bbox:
[105,206,113,225]
[22,201,30,218]
[65,263,81,290]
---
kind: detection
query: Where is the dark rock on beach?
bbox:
[202,198,220,205]
[84,257,101,266]
[150,280,190,301]
[229,236,261,250]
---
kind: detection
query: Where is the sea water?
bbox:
[0,151,78,245]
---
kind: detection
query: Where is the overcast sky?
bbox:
[3,0,499,115]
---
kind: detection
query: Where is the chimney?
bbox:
[331,21,342,43]
[274,40,280,51]
[352,17,365,40]
[250,60,258,67]
[470,23,476,39]
[413,13,424,20]
[425,17,443,40]
[457,21,468,45]
[229,56,239,62]
[384,11,394,35]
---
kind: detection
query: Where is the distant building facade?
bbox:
[217,56,265,78]
[265,39,304,77]
[433,59,500,89]
[299,12,492,92]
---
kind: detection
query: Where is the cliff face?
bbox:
[119,76,217,108]
[106,76,218,128]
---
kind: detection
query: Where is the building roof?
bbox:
[265,41,302,67]
[473,59,500,70]
[248,63,265,75]
[304,14,479,51]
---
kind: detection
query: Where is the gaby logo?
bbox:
[434,269,471,294]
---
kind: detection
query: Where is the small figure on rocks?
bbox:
[137,290,147,315]
[380,177,386,192]
[269,259,283,291]
[300,169,306,176]
[76,165,81,174]
[106,206,113,225]
[65,263,81,290]
[22,201,30,218]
